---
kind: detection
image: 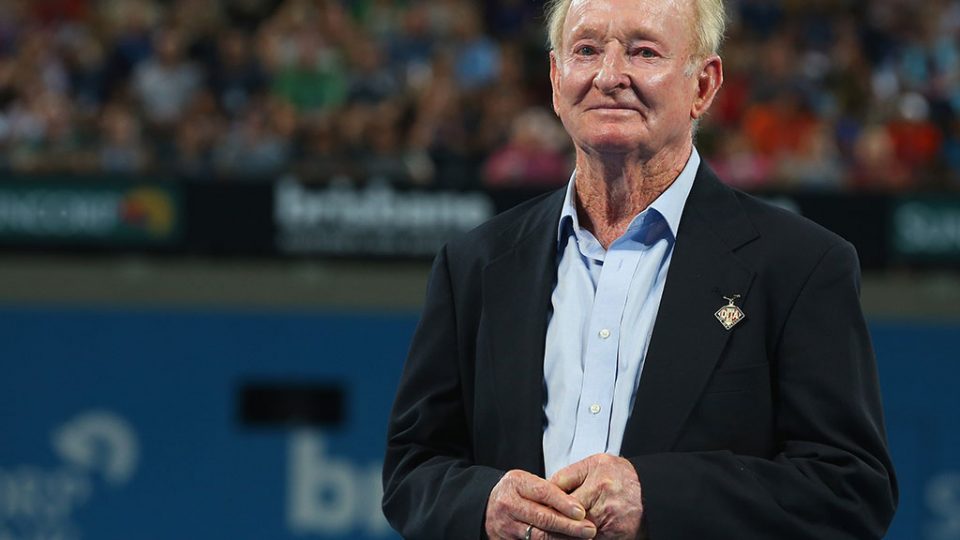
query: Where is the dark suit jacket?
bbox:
[382,164,898,539]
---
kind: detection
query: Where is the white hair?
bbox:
[544,0,726,58]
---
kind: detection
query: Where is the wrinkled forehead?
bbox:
[561,0,695,49]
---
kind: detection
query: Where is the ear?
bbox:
[690,55,723,120]
[550,50,562,117]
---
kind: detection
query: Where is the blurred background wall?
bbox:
[1,0,959,539]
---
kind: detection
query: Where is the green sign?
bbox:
[0,182,181,246]
[892,198,960,260]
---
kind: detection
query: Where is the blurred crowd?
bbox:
[1,0,960,191]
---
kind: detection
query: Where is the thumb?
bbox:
[550,458,592,493]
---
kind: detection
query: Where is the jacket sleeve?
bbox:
[630,242,898,540]
[382,245,504,539]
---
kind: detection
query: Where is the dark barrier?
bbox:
[0,306,956,539]
[3,176,960,268]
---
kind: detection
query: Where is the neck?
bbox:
[574,142,692,248]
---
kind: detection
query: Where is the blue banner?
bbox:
[0,308,412,540]
[0,308,956,539]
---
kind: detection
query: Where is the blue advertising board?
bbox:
[0,307,957,539]
[872,321,960,540]
[0,308,411,540]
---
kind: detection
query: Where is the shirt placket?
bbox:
[569,244,644,462]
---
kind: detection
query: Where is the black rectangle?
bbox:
[239,383,344,428]
[184,182,276,255]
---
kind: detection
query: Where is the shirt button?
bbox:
[598,328,611,339]
[589,403,601,414]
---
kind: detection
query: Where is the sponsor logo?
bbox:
[894,201,960,257]
[927,471,960,540]
[118,188,176,237]
[287,431,390,536]
[0,411,139,540]
[0,184,178,242]
[275,180,494,255]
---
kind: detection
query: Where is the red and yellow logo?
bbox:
[119,188,175,237]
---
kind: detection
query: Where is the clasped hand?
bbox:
[484,454,644,540]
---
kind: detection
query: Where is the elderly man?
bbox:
[382,0,898,538]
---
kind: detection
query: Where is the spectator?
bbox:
[132,27,202,127]
[270,28,346,112]
[887,92,943,179]
[101,0,158,85]
[357,0,406,43]
[64,28,110,114]
[483,0,542,40]
[708,132,775,192]
[346,39,399,105]
[208,28,267,118]
[408,50,474,187]
[474,42,531,151]
[850,124,912,191]
[213,95,291,178]
[98,101,150,173]
[775,124,846,190]
[362,104,418,182]
[169,90,224,178]
[741,90,819,159]
[483,108,570,187]
[295,115,348,182]
[450,5,500,91]
[387,4,435,92]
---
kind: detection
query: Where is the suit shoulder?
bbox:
[722,190,862,293]
[734,190,851,254]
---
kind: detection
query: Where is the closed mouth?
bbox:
[588,105,638,111]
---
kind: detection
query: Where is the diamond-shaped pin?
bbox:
[715,295,746,330]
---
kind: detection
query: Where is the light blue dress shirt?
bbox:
[542,149,700,479]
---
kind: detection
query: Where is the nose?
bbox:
[594,46,630,93]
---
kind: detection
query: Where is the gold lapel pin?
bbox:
[715,294,746,330]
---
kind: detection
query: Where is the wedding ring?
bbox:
[524,524,533,540]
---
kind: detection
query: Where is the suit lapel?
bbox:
[621,165,759,456]
[482,190,565,476]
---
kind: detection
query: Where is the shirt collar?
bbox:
[557,147,701,248]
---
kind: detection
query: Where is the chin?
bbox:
[580,135,648,155]
[573,124,648,153]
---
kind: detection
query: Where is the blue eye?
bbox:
[576,45,597,56]
[637,48,656,58]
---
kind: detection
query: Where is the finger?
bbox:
[536,528,595,540]
[508,501,597,539]
[570,481,602,513]
[568,467,620,514]
[508,521,532,540]
[512,523,582,540]
[550,458,592,493]
[517,475,587,520]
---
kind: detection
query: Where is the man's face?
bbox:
[550,0,715,157]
